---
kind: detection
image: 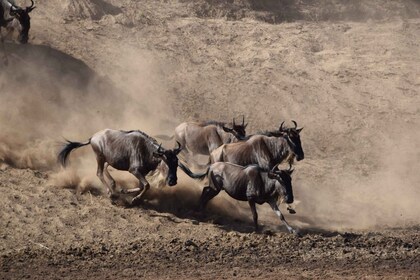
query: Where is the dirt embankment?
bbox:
[1,0,419,279]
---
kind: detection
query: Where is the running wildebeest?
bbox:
[210,121,304,170]
[58,129,186,204]
[157,117,248,157]
[180,162,297,233]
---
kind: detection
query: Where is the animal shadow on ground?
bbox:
[110,187,296,234]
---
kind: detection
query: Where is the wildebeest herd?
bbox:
[58,119,304,234]
[1,1,306,233]
[1,1,305,233]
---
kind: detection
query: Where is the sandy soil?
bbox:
[1,0,419,279]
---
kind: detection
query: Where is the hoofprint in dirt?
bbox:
[1,168,419,279]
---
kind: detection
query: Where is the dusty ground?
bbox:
[1,0,420,279]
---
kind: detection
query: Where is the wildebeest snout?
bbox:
[296,152,304,161]
[285,195,294,204]
[18,34,29,44]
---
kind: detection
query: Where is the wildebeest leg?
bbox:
[248,200,259,232]
[268,200,296,234]
[198,186,219,211]
[96,157,114,195]
[103,163,117,193]
[129,169,150,204]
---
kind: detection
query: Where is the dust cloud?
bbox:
[0,42,177,190]
[274,128,420,232]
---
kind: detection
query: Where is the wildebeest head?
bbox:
[268,164,294,204]
[222,116,248,140]
[280,120,304,161]
[9,0,35,44]
[153,141,182,186]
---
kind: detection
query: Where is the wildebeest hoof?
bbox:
[292,229,302,237]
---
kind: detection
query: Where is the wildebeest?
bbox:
[156,117,247,164]
[180,162,297,233]
[58,129,184,204]
[0,0,35,44]
[210,121,304,170]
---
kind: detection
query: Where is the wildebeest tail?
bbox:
[58,139,91,167]
[154,134,175,141]
[178,162,208,180]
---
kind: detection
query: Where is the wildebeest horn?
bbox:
[157,143,164,154]
[271,163,281,172]
[279,121,286,132]
[174,141,182,154]
[26,0,35,12]
[242,115,245,126]
[292,120,298,129]
[233,118,236,126]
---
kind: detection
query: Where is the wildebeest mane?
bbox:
[122,130,159,146]
[256,130,284,137]
[240,130,284,141]
[200,120,227,127]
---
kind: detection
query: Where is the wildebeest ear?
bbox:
[26,6,36,13]
[296,127,303,133]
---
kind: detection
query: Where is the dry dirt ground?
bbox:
[1,0,420,279]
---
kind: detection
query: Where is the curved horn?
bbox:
[271,162,281,172]
[279,121,286,132]
[292,120,298,129]
[157,143,164,154]
[28,0,35,8]
[174,141,182,154]
[242,115,245,126]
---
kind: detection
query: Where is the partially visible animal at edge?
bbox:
[58,129,192,204]
[210,121,304,170]
[155,117,248,165]
[179,161,297,233]
[0,0,35,64]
